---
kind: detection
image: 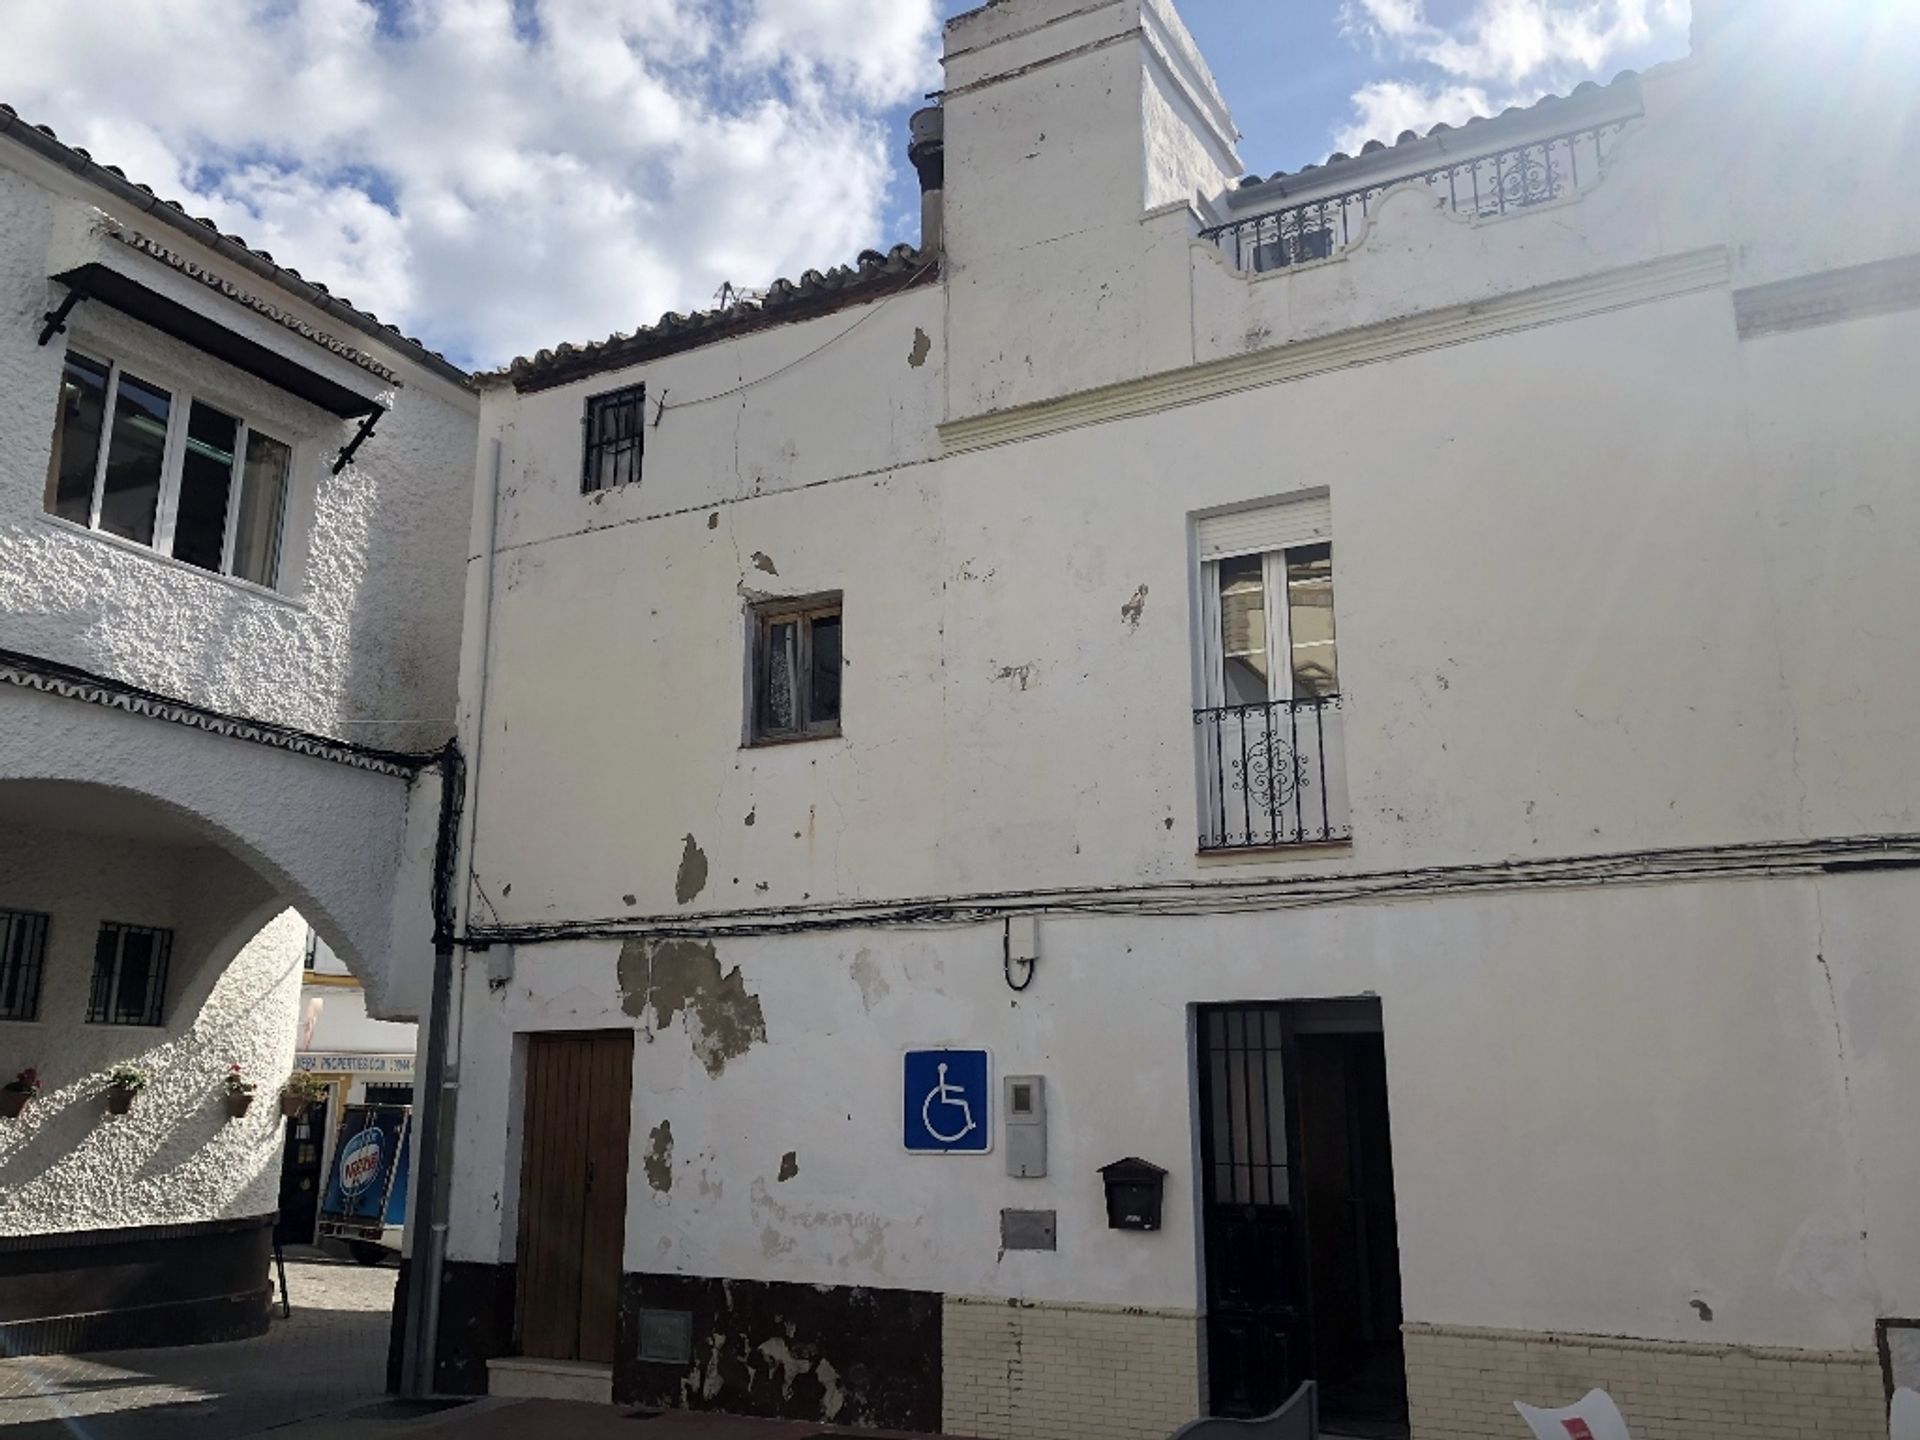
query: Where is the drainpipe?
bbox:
[909,106,945,255]
[401,433,504,1396]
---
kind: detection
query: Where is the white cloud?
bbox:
[1333,80,1504,155]
[1332,0,1687,155]
[0,0,940,368]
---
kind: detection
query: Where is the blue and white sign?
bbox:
[904,1049,992,1154]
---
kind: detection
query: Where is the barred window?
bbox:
[0,909,50,1022]
[86,922,173,1027]
[582,382,645,494]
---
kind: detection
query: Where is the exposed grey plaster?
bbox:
[644,1119,674,1193]
[616,937,767,1077]
[675,834,709,904]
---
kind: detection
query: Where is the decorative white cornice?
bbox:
[940,247,1731,454]
[0,653,425,778]
[1733,252,1920,340]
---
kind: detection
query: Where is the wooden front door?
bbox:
[515,1031,633,1363]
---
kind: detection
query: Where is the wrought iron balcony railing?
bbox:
[1200,121,1633,275]
[1195,696,1350,850]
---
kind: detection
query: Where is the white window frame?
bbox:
[51,346,297,591]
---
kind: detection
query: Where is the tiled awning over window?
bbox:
[50,263,384,419]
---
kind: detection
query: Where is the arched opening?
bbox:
[0,776,406,1352]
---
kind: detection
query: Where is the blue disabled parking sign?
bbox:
[904,1049,992,1154]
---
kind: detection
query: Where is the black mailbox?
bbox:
[1099,1157,1167,1231]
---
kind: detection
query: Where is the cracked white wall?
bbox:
[446,0,1920,1399]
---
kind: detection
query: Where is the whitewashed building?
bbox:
[0,106,473,1353]
[420,0,1920,1436]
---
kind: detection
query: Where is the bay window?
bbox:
[44,349,293,590]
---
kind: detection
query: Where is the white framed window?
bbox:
[43,348,294,590]
[1193,495,1349,848]
[1196,498,1338,707]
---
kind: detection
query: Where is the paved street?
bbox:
[0,1247,399,1439]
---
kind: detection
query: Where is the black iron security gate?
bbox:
[1198,1000,1408,1432]
[1198,1004,1304,1417]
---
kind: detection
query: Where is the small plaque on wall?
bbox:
[1001,1209,1057,1252]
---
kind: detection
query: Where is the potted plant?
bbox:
[106,1065,148,1115]
[222,1064,257,1118]
[280,1071,327,1118]
[2,1068,40,1119]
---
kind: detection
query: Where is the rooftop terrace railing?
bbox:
[1201,120,1636,275]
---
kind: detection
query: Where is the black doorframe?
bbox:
[276,1090,332,1245]
[1195,998,1406,1430]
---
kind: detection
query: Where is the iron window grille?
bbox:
[86,922,173,1027]
[750,595,843,744]
[581,382,645,494]
[0,909,50,1022]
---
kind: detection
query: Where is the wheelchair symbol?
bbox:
[920,1063,978,1145]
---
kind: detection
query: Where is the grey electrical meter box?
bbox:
[1005,1074,1047,1177]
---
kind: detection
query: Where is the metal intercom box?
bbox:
[1005,1074,1046,1177]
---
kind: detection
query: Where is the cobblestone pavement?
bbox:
[0,1246,399,1439]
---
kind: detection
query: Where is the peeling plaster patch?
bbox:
[993,662,1036,692]
[1690,1298,1714,1322]
[1121,583,1149,628]
[850,948,890,1012]
[618,938,768,1077]
[645,1119,674,1193]
[816,1357,846,1421]
[749,1177,887,1273]
[675,835,709,904]
[750,551,778,575]
[707,512,719,530]
[908,327,931,368]
[777,1150,798,1182]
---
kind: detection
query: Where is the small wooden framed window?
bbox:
[750,594,842,744]
[582,382,645,493]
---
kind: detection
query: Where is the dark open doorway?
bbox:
[1197,999,1407,1438]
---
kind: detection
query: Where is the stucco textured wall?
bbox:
[0,687,426,1008]
[0,826,303,1237]
[0,161,477,754]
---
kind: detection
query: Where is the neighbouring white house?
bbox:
[421,0,1920,1437]
[0,102,474,1355]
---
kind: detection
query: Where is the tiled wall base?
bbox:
[1405,1322,1886,1439]
[942,1296,1201,1440]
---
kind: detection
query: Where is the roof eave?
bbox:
[0,106,473,392]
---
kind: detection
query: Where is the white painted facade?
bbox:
[438,1,1920,1434]
[0,112,473,1306]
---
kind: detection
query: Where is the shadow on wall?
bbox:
[0,902,307,1244]
[331,392,474,754]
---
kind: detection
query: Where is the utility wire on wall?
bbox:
[459,832,1920,948]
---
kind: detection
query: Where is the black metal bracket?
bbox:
[331,405,384,475]
[38,288,86,347]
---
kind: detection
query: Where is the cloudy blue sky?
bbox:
[0,0,1690,370]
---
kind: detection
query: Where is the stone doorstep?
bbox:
[485,1357,614,1405]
